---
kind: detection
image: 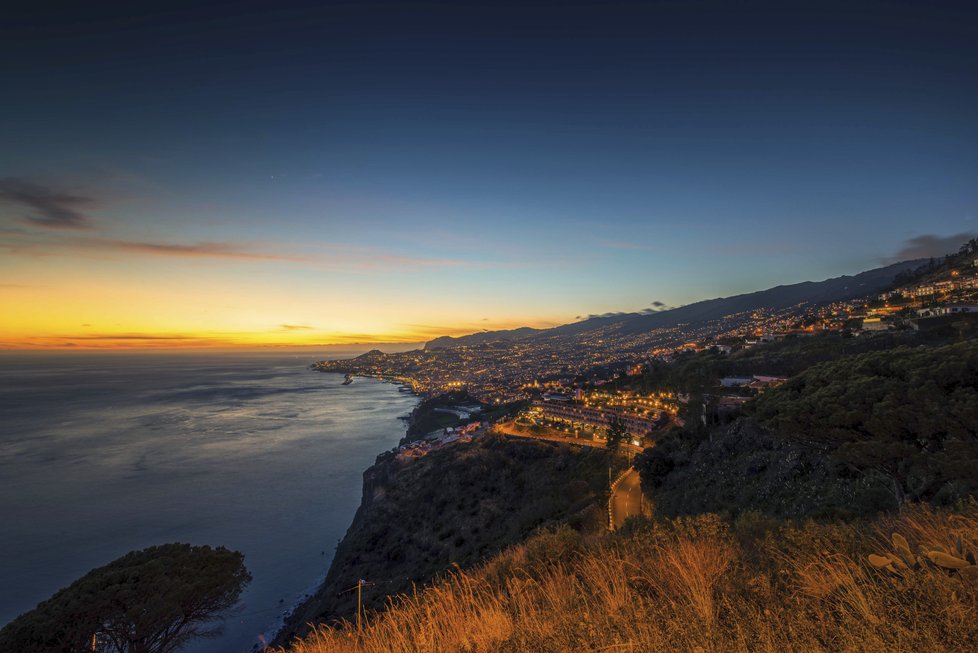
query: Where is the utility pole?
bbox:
[342,578,371,636]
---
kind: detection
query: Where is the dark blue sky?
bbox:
[2,1,977,344]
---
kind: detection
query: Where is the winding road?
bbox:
[492,421,650,530]
[610,467,648,530]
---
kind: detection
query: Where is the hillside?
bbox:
[426,327,543,350]
[280,311,978,652]
[424,259,924,349]
[630,336,978,527]
[612,259,924,335]
[635,418,895,519]
[272,436,609,647]
[277,503,978,652]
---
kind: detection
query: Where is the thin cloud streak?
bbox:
[61,334,200,340]
[1,231,487,272]
[93,238,308,262]
[0,178,94,229]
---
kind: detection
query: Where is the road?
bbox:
[494,421,644,454]
[610,467,648,530]
[492,421,649,529]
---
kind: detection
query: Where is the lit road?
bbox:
[493,421,643,454]
[611,467,648,530]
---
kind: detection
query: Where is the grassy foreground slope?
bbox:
[278,504,978,652]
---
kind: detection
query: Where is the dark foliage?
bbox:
[0,543,250,653]
[751,340,978,506]
[605,418,628,452]
[635,420,893,519]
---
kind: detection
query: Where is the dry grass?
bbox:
[276,503,978,653]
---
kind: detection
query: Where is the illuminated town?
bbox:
[313,254,978,450]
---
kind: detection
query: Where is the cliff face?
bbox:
[273,435,609,646]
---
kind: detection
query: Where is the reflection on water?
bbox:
[0,351,417,653]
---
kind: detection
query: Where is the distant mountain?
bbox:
[612,259,924,336]
[426,326,543,350]
[424,259,925,349]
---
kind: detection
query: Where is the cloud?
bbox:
[577,301,675,321]
[63,334,200,340]
[2,230,478,272]
[91,238,308,262]
[0,178,94,229]
[586,311,631,320]
[885,232,977,263]
[639,300,674,315]
[280,324,314,331]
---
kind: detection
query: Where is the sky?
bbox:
[2,0,977,348]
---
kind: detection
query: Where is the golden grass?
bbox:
[276,503,978,653]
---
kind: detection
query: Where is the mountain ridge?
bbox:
[425,259,924,349]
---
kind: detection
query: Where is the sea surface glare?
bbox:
[0,351,417,653]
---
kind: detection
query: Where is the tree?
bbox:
[0,543,251,653]
[751,341,978,509]
[605,417,628,453]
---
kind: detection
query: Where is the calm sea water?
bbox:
[0,351,417,653]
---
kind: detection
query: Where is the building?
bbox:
[861,317,892,331]
[533,401,666,437]
[910,312,978,331]
[934,305,978,315]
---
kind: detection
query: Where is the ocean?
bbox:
[0,350,418,652]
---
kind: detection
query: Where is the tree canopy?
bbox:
[605,417,628,453]
[0,543,251,653]
[750,340,978,505]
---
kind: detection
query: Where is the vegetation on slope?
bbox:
[635,419,894,519]
[635,339,978,519]
[751,340,978,506]
[274,436,609,646]
[633,330,944,394]
[277,503,978,652]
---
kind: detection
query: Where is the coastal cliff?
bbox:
[272,434,609,646]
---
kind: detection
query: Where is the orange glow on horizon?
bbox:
[0,255,564,350]
[0,321,559,351]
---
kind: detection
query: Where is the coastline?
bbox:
[264,369,422,648]
[268,419,611,649]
